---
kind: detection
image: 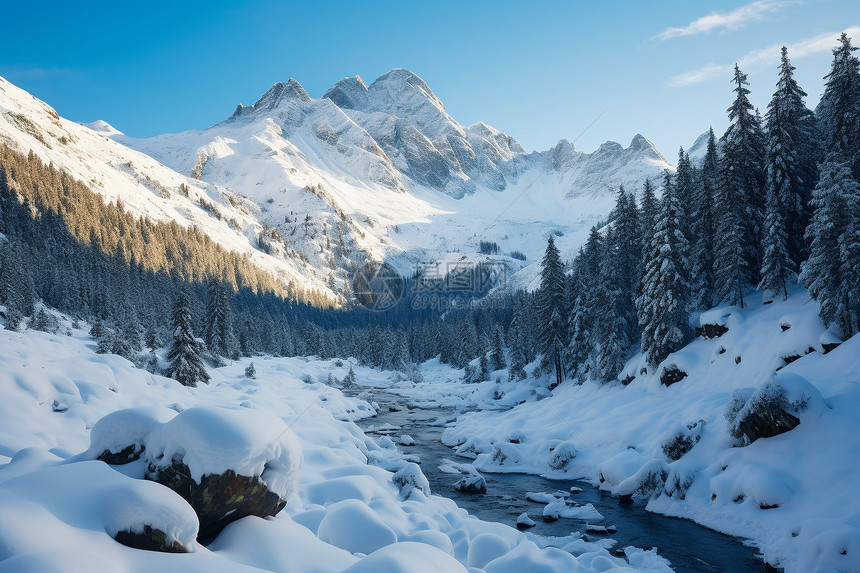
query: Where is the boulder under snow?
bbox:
[142,406,302,544]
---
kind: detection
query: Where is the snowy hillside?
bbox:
[357,289,859,573]
[0,76,336,300]
[113,69,674,290]
[0,320,677,573]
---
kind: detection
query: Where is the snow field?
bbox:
[0,324,672,572]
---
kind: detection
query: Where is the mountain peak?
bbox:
[322,75,368,110]
[230,79,311,120]
[255,79,311,107]
[366,69,445,113]
[84,120,123,136]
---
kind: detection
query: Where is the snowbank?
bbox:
[144,406,302,499]
[433,290,860,572]
[0,326,673,573]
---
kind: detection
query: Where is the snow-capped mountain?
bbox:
[114,70,674,291]
[1,70,674,300]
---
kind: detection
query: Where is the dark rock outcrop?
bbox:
[695,323,729,339]
[660,365,688,387]
[737,408,800,444]
[455,474,487,494]
[146,459,286,545]
[114,525,188,553]
[98,444,144,465]
[725,383,801,446]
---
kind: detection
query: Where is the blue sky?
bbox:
[0,0,856,156]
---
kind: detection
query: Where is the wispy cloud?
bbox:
[667,26,860,87]
[656,0,795,41]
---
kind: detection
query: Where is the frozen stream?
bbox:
[354,390,770,573]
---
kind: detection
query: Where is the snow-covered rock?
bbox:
[391,462,430,499]
[542,500,604,522]
[0,460,199,554]
[143,406,302,499]
[142,406,302,543]
[516,512,536,529]
[84,406,177,464]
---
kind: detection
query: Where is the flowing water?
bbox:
[354,390,770,573]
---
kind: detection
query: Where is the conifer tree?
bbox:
[507,308,528,381]
[566,287,590,381]
[765,46,816,268]
[674,149,696,242]
[490,326,507,371]
[721,65,766,283]
[166,289,210,387]
[818,33,860,177]
[639,179,659,242]
[759,185,792,300]
[690,128,719,308]
[638,172,692,367]
[591,188,640,381]
[538,236,565,388]
[204,279,237,360]
[803,159,860,336]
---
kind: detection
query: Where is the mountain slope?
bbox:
[115,69,674,293]
[2,71,674,300]
[0,75,335,301]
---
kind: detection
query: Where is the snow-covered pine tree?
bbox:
[245,362,256,379]
[639,179,658,240]
[507,308,528,381]
[538,236,566,388]
[591,188,639,381]
[690,128,719,309]
[166,289,210,387]
[490,326,507,371]
[838,204,860,337]
[759,184,792,300]
[674,149,696,242]
[637,171,692,368]
[765,46,817,268]
[204,279,237,361]
[566,286,590,382]
[611,187,641,342]
[721,65,766,284]
[803,159,860,336]
[817,33,860,177]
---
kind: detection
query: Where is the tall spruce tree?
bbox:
[638,171,692,368]
[592,188,640,381]
[765,46,817,268]
[674,149,696,242]
[166,289,210,387]
[759,184,792,300]
[690,128,719,308]
[507,308,528,381]
[803,159,860,336]
[721,65,766,284]
[204,279,237,360]
[818,33,860,177]
[538,236,566,388]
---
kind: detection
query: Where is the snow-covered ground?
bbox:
[362,288,860,573]
[0,318,675,573]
